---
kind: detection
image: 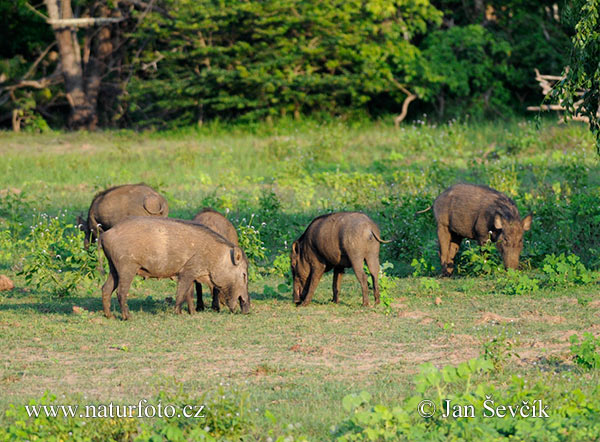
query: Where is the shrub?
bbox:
[457,239,503,277]
[496,269,540,296]
[570,333,600,370]
[541,253,595,286]
[335,356,600,441]
[237,214,267,281]
[378,262,399,313]
[18,212,99,297]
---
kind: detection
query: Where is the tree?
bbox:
[0,0,163,130]
[126,0,442,127]
[553,0,600,153]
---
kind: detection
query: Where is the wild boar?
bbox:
[99,217,249,320]
[291,212,391,307]
[78,183,169,247]
[432,183,532,275]
[192,208,239,311]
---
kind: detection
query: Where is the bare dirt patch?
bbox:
[475,312,517,325]
[520,311,566,324]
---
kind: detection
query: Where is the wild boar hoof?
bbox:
[104,313,113,319]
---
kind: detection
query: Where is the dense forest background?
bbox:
[0,1,586,130]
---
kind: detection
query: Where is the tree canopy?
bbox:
[0,0,580,129]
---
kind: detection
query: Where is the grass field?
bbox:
[0,118,599,440]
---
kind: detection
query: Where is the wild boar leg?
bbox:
[211,287,221,312]
[332,267,344,303]
[300,265,325,306]
[101,264,118,318]
[185,285,195,314]
[365,254,381,305]
[446,233,463,276]
[174,276,195,315]
[437,224,456,276]
[350,256,370,307]
[116,269,136,320]
[195,282,204,312]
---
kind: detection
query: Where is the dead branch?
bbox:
[47,17,125,28]
[390,78,417,126]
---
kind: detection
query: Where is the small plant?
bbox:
[237,214,267,281]
[378,262,399,313]
[542,253,594,286]
[457,239,503,276]
[570,333,600,370]
[496,269,540,295]
[18,212,99,297]
[411,257,436,277]
[269,251,291,279]
[482,330,520,372]
[418,277,440,293]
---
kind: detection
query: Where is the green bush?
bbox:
[18,212,99,297]
[335,356,600,441]
[496,269,540,296]
[541,253,595,286]
[570,333,600,370]
[237,215,267,282]
[457,240,503,277]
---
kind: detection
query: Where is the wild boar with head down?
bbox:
[192,208,239,312]
[78,183,168,247]
[99,217,249,320]
[433,183,532,276]
[290,212,390,307]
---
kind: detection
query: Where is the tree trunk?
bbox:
[45,0,96,129]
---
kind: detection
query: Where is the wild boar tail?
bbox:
[372,231,392,244]
[96,234,106,276]
[415,206,432,215]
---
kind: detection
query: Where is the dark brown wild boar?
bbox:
[78,183,168,247]
[291,212,391,307]
[192,208,239,311]
[99,217,249,320]
[432,183,532,275]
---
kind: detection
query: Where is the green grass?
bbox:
[0,118,599,439]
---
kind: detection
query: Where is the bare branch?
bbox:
[23,42,57,80]
[47,17,126,28]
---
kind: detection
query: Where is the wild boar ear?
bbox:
[522,214,532,231]
[231,246,244,266]
[291,241,299,255]
[494,214,503,230]
[77,215,88,232]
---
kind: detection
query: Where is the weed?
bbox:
[18,212,99,297]
[541,253,594,286]
[482,330,520,372]
[457,239,504,276]
[496,269,540,295]
[569,333,600,370]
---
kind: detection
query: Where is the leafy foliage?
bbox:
[457,240,504,277]
[496,269,540,296]
[541,253,595,286]
[570,332,600,370]
[554,0,600,152]
[335,356,600,440]
[17,213,99,297]
[127,0,442,126]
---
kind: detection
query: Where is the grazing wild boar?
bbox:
[192,208,239,311]
[99,217,249,320]
[291,212,391,307]
[78,183,168,247]
[432,183,532,276]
